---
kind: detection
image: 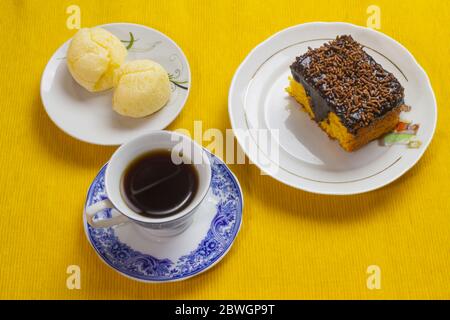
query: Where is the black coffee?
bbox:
[121,149,199,218]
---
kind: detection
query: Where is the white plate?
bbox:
[41,23,191,145]
[228,22,437,195]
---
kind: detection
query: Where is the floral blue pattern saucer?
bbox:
[83,152,243,282]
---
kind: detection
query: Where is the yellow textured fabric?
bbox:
[0,0,449,299]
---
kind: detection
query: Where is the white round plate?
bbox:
[41,23,191,145]
[83,151,243,282]
[228,22,437,195]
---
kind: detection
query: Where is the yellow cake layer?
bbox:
[286,77,401,152]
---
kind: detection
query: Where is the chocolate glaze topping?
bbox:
[290,35,405,133]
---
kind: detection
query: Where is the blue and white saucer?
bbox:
[83,152,243,282]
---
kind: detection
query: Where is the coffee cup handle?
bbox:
[85,199,129,228]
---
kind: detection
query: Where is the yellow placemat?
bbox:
[0,0,449,299]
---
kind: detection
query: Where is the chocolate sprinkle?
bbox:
[290,35,405,131]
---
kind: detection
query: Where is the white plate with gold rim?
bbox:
[228,22,437,195]
[41,23,191,146]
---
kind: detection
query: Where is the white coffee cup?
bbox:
[85,131,211,237]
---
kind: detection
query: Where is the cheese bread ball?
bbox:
[112,60,171,118]
[67,28,127,92]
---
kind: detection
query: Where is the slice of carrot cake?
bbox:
[286,35,405,152]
